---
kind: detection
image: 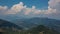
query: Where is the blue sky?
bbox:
[0,0,48,9]
[0,0,60,20]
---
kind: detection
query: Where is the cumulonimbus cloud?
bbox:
[0,0,60,19]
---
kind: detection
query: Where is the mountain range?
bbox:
[0,17,60,34]
[12,17,60,32]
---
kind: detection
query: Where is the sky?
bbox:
[0,0,48,9]
[0,0,60,21]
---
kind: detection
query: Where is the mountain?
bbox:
[0,18,60,34]
[0,19,22,32]
[13,17,60,32]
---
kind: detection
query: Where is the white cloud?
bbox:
[0,0,60,20]
[47,0,60,19]
[48,0,60,9]
[6,2,24,14]
[0,6,8,15]
[0,1,56,15]
[0,6,8,10]
[32,6,36,9]
[45,6,56,14]
[11,2,24,11]
[24,8,32,15]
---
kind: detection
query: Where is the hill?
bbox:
[13,17,60,32]
[28,25,60,34]
[0,19,22,34]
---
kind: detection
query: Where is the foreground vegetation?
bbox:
[1,25,60,34]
